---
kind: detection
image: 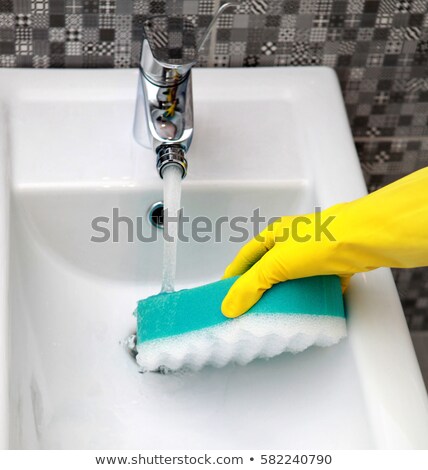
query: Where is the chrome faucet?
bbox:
[133,2,238,179]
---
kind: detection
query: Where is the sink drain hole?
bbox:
[148,201,164,229]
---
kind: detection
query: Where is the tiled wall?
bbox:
[1,0,427,329]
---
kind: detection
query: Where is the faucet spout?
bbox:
[156,145,188,179]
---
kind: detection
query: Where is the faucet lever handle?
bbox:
[142,15,197,67]
[196,2,240,53]
[141,2,239,84]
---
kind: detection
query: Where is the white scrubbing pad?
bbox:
[136,314,347,372]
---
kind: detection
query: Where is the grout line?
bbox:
[354,136,428,143]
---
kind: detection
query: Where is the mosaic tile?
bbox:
[394,267,428,330]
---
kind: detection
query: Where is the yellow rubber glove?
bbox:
[221,167,428,318]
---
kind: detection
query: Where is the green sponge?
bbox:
[135,275,346,371]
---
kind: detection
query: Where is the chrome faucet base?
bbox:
[133,70,193,152]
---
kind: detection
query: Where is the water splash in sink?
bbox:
[161,165,183,293]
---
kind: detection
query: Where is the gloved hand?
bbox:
[221,167,428,318]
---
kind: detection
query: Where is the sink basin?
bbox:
[0,67,427,449]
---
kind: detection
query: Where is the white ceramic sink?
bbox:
[0,68,427,449]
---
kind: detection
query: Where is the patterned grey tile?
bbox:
[394,267,428,330]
